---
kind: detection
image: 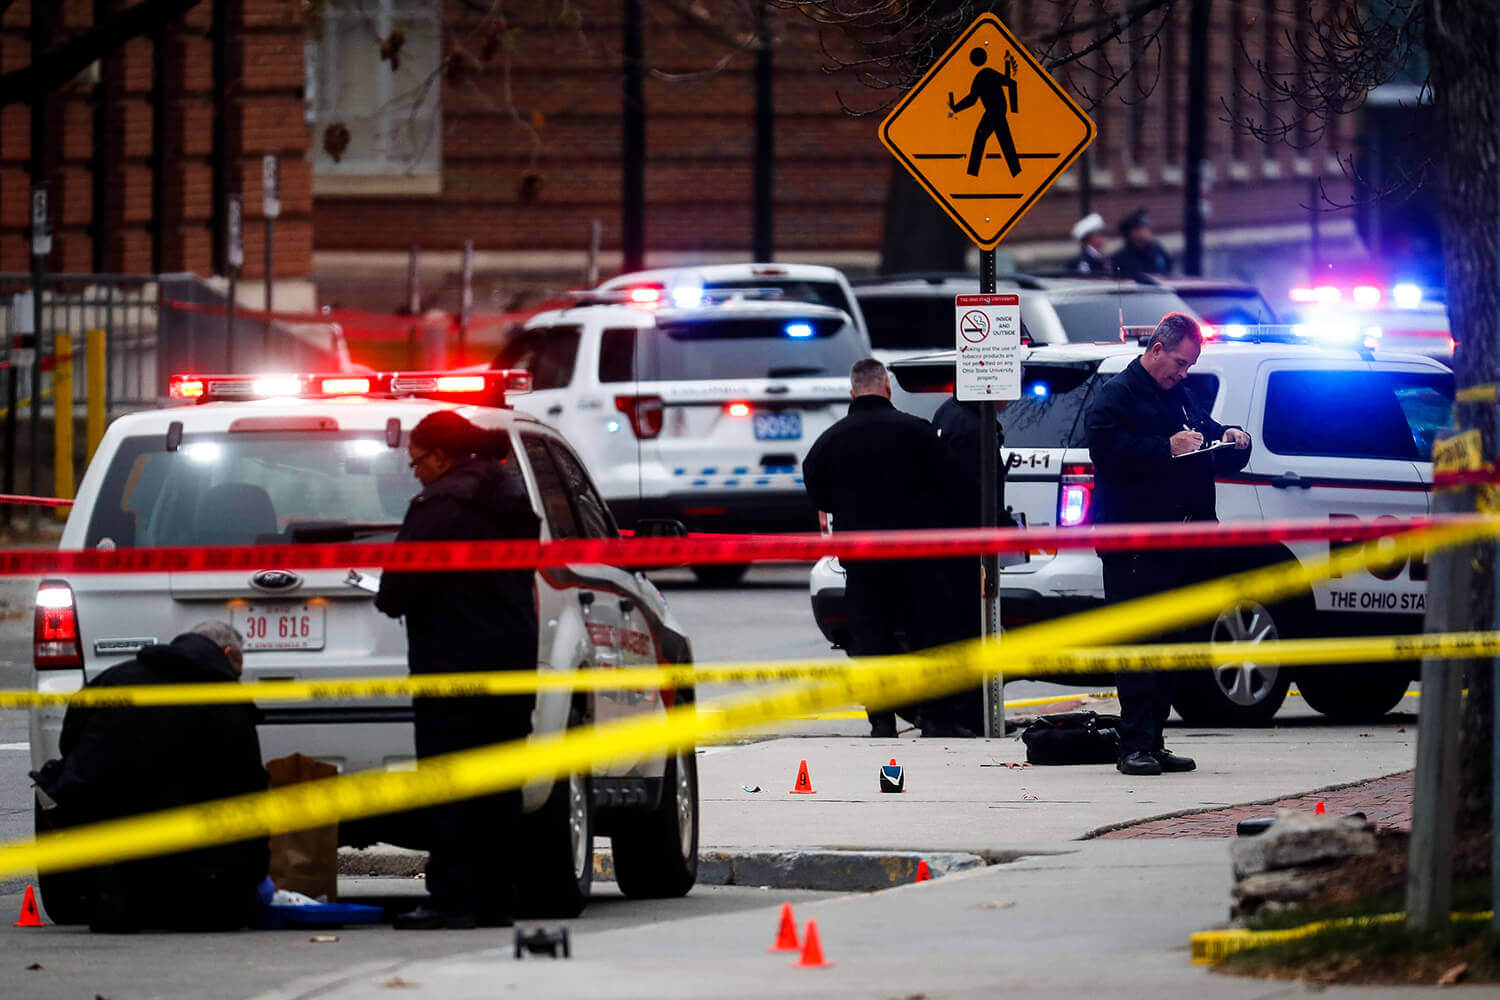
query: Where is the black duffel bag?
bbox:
[1020,711,1122,765]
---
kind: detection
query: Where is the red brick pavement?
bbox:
[1096,770,1413,839]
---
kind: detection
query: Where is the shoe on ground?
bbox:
[870,720,898,738]
[1152,748,1196,772]
[393,905,477,930]
[1116,750,1163,776]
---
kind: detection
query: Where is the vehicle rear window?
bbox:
[704,279,853,316]
[1263,370,1455,461]
[998,364,1099,447]
[859,295,955,352]
[84,433,421,548]
[492,326,581,390]
[1050,292,1193,341]
[645,316,864,381]
[598,328,637,383]
[1176,290,1278,325]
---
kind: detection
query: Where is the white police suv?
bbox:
[493,291,870,584]
[31,369,698,921]
[810,331,1452,725]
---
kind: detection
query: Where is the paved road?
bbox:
[0,880,840,1000]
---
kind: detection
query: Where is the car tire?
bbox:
[691,564,749,586]
[1171,598,1294,726]
[33,800,94,925]
[1296,665,1411,721]
[515,710,593,919]
[610,747,699,899]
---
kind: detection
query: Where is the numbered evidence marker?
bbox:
[955,294,1022,402]
[879,13,1095,250]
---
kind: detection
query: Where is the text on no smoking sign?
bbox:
[955,294,1022,401]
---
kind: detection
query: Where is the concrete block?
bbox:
[1230,809,1375,878]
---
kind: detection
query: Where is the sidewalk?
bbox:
[255,839,1457,1000]
[693,720,1415,854]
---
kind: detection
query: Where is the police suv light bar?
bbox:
[169,370,533,403]
[567,285,789,308]
[1122,323,1380,349]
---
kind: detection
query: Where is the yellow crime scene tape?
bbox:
[1190,911,1496,965]
[3,629,1499,710]
[0,517,1489,881]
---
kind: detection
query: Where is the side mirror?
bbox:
[634,518,688,539]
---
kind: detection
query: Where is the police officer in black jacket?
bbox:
[1083,314,1252,775]
[804,359,968,737]
[377,410,541,929]
[33,622,268,932]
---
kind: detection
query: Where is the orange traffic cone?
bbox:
[792,919,833,968]
[915,860,932,883]
[767,902,800,952]
[790,760,816,794]
[14,886,43,927]
[1315,800,1326,815]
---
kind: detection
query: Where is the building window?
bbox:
[305,0,443,194]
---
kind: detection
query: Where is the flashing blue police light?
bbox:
[1030,382,1049,398]
[785,322,814,339]
[1392,283,1423,308]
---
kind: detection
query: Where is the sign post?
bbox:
[226,194,243,370]
[879,13,1095,738]
[28,187,50,537]
[262,155,280,345]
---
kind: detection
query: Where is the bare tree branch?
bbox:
[0,0,203,107]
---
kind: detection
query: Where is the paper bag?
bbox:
[265,753,339,902]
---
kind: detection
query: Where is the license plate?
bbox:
[232,603,326,651]
[753,412,802,440]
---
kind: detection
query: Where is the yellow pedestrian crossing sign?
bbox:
[879,13,1096,250]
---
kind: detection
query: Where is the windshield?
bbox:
[642,315,864,381]
[1050,292,1194,341]
[84,433,426,548]
[1177,290,1278,325]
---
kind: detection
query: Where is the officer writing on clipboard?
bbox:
[1082,314,1251,776]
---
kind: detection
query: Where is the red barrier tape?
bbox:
[0,494,73,508]
[1434,469,1500,489]
[0,515,1466,578]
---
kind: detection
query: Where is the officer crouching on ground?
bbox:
[32,622,269,932]
[803,358,970,738]
[1082,314,1251,775]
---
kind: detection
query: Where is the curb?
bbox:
[338,845,991,892]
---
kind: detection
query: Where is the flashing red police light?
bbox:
[169,370,533,403]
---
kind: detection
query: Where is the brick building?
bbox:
[308,0,1356,311]
[0,0,313,301]
[3,1,1357,312]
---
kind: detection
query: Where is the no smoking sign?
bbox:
[955,293,1021,401]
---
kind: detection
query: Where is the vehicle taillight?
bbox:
[34,581,83,669]
[615,395,665,439]
[725,401,752,417]
[1058,462,1094,528]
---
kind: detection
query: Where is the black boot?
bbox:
[1116,750,1163,776]
[1151,749,1197,773]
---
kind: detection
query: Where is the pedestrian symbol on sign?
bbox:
[879,14,1095,250]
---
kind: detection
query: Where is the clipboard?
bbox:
[1173,439,1234,459]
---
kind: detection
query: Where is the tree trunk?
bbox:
[879,166,973,274]
[1425,0,1499,828]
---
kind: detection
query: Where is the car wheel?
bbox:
[691,564,749,586]
[1296,665,1411,721]
[33,800,94,925]
[1171,599,1292,726]
[611,747,699,899]
[515,711,593,918]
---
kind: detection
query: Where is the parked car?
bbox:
[810,333,1452,726]
[33,369,698,921]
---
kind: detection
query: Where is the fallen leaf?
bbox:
[1437,962,1468,986]
[310,935,340,944]
[385,977,416,988]
[26,963,42,970]
[977,901,1015,909]
[1396,727,1407,733]
[1020,790,1038,800]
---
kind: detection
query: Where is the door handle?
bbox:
[1270,473,1311,490]
[578,591,595,606]
[547,404,564,416]
[618,598,635,614]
